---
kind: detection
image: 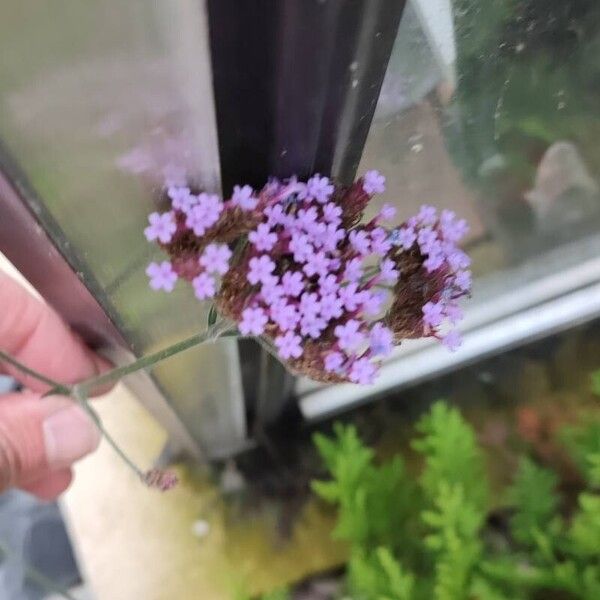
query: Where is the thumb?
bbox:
[0,392,100,491]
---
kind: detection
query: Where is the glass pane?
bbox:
[298,0,600,413]
[360,0,600,305]
[0,0,246,454]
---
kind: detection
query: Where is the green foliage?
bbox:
[347,547,415,600]
[312,401,600,600]
[568,493,600,557]
[312,424,418,551]
[562,417,600,488]
[507,457,560,546]
[412,402,488,511]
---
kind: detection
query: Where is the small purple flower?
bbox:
[379,258,399,284]
[440,210,469,243]
[260,276,284,305]
[146,261,177,292]
[442,330,462,352]
[390,226,416,250]
[344,257,364,282]
[349,230,371,256]
[168,186,195,212]
[185,193,223,236]
[231,184,258,210]
[334,319,365,351]
[446,249,471,271]
[322,202,342,225]
[303,251,329,278]
[249,223,278,251]
[349,357,377,384]
[247,255,275,285]
[369,227,392,256]
[281,271,304,298]
[424,252,444,273]
[145,212,177,244]
[422,301,444,328]
[296,206,318,231]
[192,273,216,300]
[454,270,472,291]
[265,204,291,227]
[275,331,303,359]
[378,203,396,221]
[320,225,345,252]
[362,170,386,195]
[320,293,344,321]
[271,301,300,331]
[360,290,386,316]
[239,306,268,335]
[299,292,321,317]
[417,204,437,225]
[338,282,361,311]
[444,303,464,324]
[319,274,340,296]
[324,351,344,373]
[369,322,394,357]
[300,314,326,338]
[304,174,334,204]
[289,233,314,263]
[417,227,439,254]
[200,243,232,275]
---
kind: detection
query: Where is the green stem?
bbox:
[77,318,233,395]
[73,386,144,478]
[0,350,71,394]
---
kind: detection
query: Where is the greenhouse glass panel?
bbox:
[300,0,600,418]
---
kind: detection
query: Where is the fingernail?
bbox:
[43,405,101,468]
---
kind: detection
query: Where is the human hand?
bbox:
[0,270,112,500]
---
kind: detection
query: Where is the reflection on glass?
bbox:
[0,1,245,454]
[360,0,600,281]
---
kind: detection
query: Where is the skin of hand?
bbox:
[0,270,112,500]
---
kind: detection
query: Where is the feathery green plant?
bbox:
[311,398,600,600]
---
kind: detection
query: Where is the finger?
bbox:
[20,468,73,501]
[0,271,112,394]
[0,392,100,493]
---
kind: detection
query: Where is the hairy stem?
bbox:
[73,385,144,479]
[77,318,234,396]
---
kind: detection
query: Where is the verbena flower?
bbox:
[144,169,472,384]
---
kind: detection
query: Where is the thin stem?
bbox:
[73,386,144,479]
[77,319,233,395]
[0,350,71,394]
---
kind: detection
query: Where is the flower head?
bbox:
[145,171,472,385]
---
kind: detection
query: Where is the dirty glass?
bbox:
[360,0,600,301]
[0,1,246,455]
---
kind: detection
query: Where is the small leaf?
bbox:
[207,304,217,327]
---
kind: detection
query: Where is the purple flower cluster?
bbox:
[390,204,471,350]
[143,170,472,384]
